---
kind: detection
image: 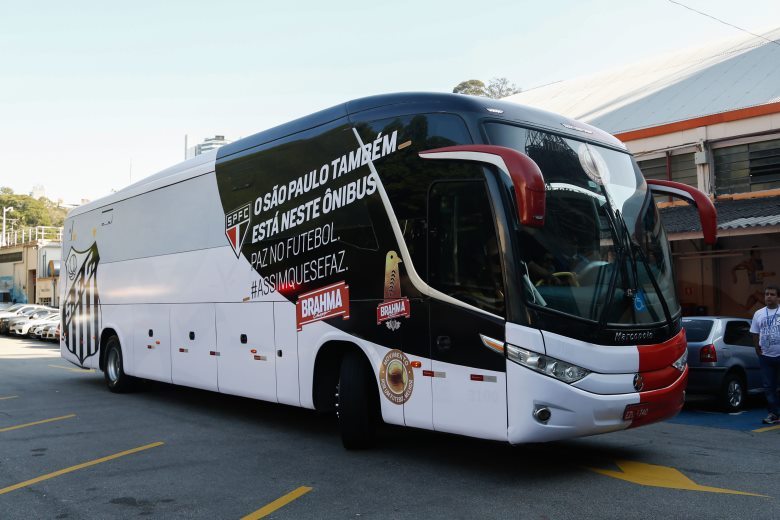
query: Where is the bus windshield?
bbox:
[485,123,679,327]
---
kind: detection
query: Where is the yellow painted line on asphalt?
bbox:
[0,414,76,433]
[0,441,164,496]
[753,423,780,433]
[241,486,313,520]
[588,460,766,496]
[48,364,95,373]
[0,395,19,401]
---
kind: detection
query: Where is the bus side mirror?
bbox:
[646,179,717,245]
[418,145,546,228]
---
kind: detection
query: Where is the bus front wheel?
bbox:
[336,351,379,449]
[104,336,136,393]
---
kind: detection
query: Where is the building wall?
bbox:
[0,242,61,305]
[625,110,780,320]
[672,233,780,319]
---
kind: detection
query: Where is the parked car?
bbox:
[0,304,45,320]
[0,306,48,334]
[43,323,60,342]
[22,316,59,338]
[682,316,767,412]
[6,309,57,336]
[28,323,46,339]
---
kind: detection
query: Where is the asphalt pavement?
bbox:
[1,335,779,519]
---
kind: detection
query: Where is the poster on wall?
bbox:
[0,275,11,302]
[720,243,778,317]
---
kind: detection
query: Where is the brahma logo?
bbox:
[225,203,251,257]
[377,298,410,324]
[377,250,410,330]
[295,281,350,330]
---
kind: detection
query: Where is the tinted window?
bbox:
[486,122,679,325]
[360,113,475,282]
[682,319,714,342]
[428,180,505,316]
[724,321,753,346]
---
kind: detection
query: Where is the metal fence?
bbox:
[1,226,63,247]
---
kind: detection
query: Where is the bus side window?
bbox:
[428,180,505,316]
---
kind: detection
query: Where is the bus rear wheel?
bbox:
[104,336,136,393]
[336,351,379,449]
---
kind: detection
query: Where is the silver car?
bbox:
[682,316,765,412]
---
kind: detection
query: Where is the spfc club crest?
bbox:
[225,203,251,257]
[63,243,101,365]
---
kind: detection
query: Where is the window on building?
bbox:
[636,157,666,181]
[715,137,780,195]
[637,153,696,203]
[636,153,697,186]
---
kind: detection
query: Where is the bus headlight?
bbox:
[672,350,687,372]
[506,344,590,383]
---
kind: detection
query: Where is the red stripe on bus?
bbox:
[637,329,686,372]
[627,367,688,429]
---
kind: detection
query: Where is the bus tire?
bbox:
[337,351,379,449]
[104,336,135,393]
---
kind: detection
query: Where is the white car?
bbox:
[0,304,47,319]
[30,319,59,339]
[10,312,59,336]
[44,323,60,342]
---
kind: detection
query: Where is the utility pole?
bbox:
[2,206,13,247]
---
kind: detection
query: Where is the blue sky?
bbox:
[1,0,779,203]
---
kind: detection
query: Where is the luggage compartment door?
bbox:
[171,304,218,392]
[216,302,276,402]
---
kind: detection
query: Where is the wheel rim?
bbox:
[727,380,743,408]
[107,348,120,383]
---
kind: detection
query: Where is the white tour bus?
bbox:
[61,93,716,448]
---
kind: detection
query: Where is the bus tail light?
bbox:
[506,344,589,383]
[699,345,717,363]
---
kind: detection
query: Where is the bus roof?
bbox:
[217,92,624,162]
[69,92,625,218]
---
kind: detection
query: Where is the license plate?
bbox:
[623,403,651,421]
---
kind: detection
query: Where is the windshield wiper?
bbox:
[631,240,672,325]
[614,207,672,328]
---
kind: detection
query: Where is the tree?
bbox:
[0,188,68,228]
[485,77,521,99]
[452,79,487,97]
[452,77,521,99]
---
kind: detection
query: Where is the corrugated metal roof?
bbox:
[719,215,780,229]
[505,28,780,135]
[659,196,780,234]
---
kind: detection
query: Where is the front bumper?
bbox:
[506,362,687,444]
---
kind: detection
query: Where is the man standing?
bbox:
[750,285,780,424]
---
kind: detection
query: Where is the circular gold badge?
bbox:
[379,349,414,404]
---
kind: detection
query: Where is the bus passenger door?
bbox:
[427,180,508,441]
[131,304,172,383]
[171,304,218,392]
[216,303,276,402]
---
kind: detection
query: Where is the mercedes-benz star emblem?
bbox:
[633,373,645,392]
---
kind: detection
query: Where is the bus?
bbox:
[60,92,716,448]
